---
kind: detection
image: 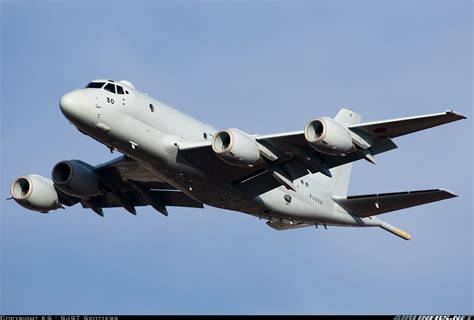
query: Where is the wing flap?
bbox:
[333,189,457,218]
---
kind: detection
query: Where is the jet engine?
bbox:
[211,129,261,167]
[304,117,354,156]
[52,160,100,197]
[10,175,61,213]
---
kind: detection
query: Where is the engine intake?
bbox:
[211,129,261,167]
[304,117,354,156]
[10,175,60,213]
[52,160,100,197]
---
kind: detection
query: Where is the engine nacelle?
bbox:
[211,128,261,167]
[10,175,61,213]
[52,160,100,197]
[304,117,354,156]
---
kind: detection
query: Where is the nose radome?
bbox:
[59,90,84,120]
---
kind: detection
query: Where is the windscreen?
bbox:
[103,83,116,93]
[85,82,105,89]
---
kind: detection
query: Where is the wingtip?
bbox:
[446,110,467,120]
[438,188,458,198]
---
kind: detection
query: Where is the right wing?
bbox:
[57,156,203,216]
[94,155,177,190]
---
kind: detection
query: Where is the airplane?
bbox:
[9,79,466,240]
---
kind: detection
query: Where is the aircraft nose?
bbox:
[59,90,85,121]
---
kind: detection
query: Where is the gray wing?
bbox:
[57,155,203,216]
[94,155,177,189]
[179,110,465,198]
[179,135,397,198]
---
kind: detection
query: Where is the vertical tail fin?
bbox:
[329,108,361,196]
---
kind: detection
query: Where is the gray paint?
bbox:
[10,80,466,240]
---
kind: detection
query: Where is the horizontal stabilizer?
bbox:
[333,189,457,218]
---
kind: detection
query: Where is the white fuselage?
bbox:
[59,82,378,228]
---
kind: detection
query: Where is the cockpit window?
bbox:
[85,82,105,89]
[104,83,116,94]
[116,85,124,94]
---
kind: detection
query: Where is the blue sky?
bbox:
[1,0,472,315]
